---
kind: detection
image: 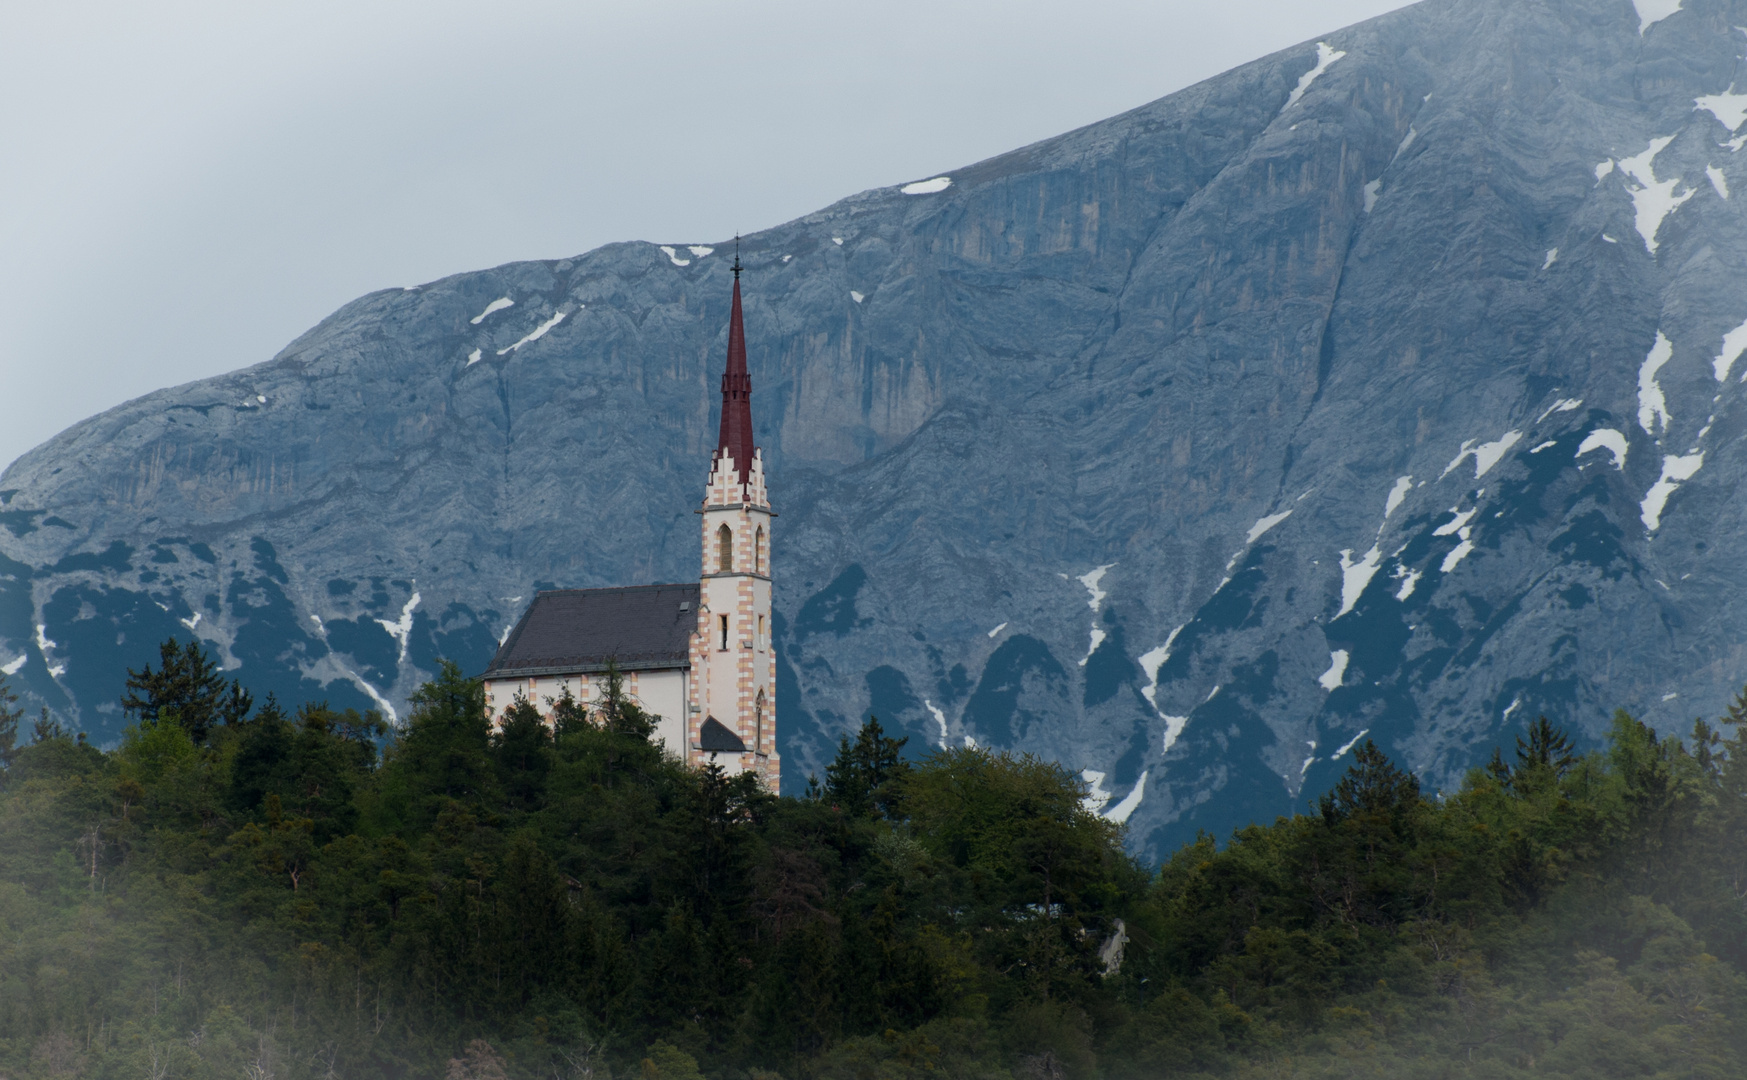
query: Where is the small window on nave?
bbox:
[717,524,733,572]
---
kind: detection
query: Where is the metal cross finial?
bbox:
[732,234,742,278]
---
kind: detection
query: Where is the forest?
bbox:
[0,638,1743,1079]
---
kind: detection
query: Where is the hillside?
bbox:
[4,0,1747,855]
[0,663,1742,1078]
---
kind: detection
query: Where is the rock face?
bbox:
[4,0,1746,857]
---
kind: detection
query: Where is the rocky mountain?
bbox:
[4,0,1746,857]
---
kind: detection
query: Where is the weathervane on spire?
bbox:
[732,233,742,278]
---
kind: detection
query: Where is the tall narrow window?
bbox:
[754,689,766,753]
[757,614,765,648]
[719,614,729,651]
[754,526,764,574]
[717,524,733,572]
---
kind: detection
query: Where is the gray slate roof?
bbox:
[698,716,747,753]
[483,583,700,677]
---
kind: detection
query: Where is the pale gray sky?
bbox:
[0,0,1414,471]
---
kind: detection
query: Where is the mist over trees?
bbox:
[0,640,1743,1079]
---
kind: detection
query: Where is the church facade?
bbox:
[481,263,779,789]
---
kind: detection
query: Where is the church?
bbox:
[480,260,779,789]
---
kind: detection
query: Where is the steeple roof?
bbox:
[715,257,756,487]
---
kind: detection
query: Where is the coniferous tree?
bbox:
[493,694,552,812]
[825,716,909,819]
[1517,714,1578,775]
[32,708,65,743]
[593,659,656,739]
[1317,738,1421,823]
[121,636,252,743]
[547,686,590,738]
[0,674,20,776]
[3,658,1747,1079]
[379,659,498,828]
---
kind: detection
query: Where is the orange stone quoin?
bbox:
[479,258,778,790]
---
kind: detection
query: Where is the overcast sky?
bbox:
[0,0,1415,471]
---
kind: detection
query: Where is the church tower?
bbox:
[688,258,779,789]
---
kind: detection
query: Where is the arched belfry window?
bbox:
[717,524,733,572]
[754,526,764,574]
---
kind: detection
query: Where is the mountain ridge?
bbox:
[5,0,1747,856]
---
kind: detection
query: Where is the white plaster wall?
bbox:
[485,673,586,719]
[637,668,689,758]
[486,667,686,757]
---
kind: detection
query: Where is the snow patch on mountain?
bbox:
[471,297,514,325]
[1319,650,1349,691]
[1716,319,1747,381]
[1159,715,1189,755]
[1138,627,1182,712]
[1077,564,1115,665]
[1102,772,1148,823]
[925,700,949,746]
[1577,428,1629,469]
[1639,332,1674,434]
[1695,87,1747,131]
[1081,769,1112,813]
[1248,510,1293,543]
[1616,138,1695,253]
[1383,475,1413,521]
[375,593,421,665]
[1393,127,1418,161]
[1282,42,1346,112]
[1332,729,1370,760]
[1394,566,1422,601]
[1633,0,1684,33]
[1337,546,1382,617]
[349,673,399,725]
[1442,432,1521,479]
[1642,452,1705,532]
[1433,506,1476,537]
[1537,398,1582,422]
[1441,534,1475,573]
[497,311,567,356]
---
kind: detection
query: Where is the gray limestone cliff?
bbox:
[4,0,1746,856]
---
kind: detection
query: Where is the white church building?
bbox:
[480,260,780,789]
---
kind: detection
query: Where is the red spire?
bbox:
[716,254,755,488]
